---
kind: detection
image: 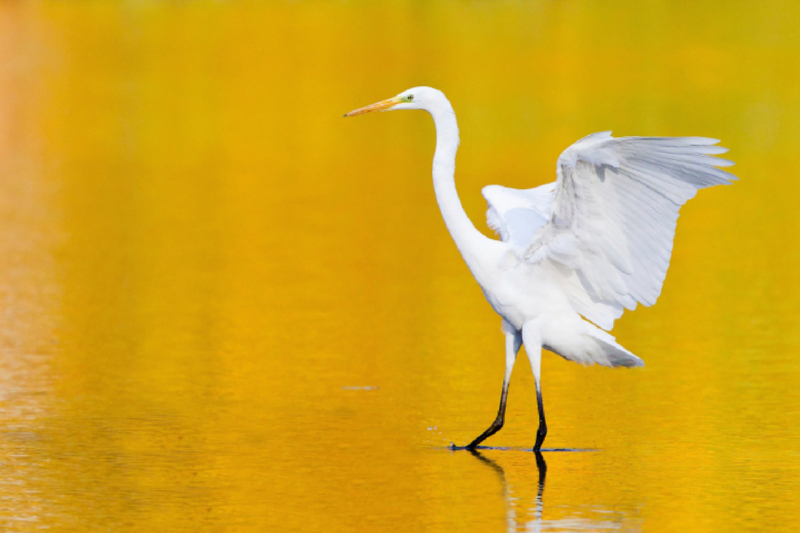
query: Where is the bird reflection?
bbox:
[467,450,627,532]
[469,450,547,531]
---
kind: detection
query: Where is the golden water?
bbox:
[1,1,799,531]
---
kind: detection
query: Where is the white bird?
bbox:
[345,87,736,452]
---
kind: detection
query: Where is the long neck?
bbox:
[428,103,487,267]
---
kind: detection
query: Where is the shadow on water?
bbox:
[466,450,631,532]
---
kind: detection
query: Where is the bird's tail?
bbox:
[538,314,645,368]
[582,324,644,368]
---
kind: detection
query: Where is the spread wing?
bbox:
[523,131,736,329]
[482,183,556,248]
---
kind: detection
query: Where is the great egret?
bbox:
[345,87,736,452]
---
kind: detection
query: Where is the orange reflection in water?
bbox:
[1,1,799,531]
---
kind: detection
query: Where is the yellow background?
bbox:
[1,1,798,531]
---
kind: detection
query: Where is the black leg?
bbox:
[464,381,510,449]
[533,383,547,452]
[449,326,520,451]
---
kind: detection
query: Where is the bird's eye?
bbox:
[406,95,414,102]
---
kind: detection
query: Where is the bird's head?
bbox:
[344,86,445,117]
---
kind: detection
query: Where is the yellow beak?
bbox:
[344,96,401,117]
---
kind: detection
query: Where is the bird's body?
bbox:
[345,87,736,451]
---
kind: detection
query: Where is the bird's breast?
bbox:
[476,258,573,330]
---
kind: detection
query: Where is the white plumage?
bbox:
[346,87,737,452]
[484,131,736,331]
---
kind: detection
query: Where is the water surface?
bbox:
[1,1,799,531]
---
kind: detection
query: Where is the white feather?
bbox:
[519,133,736,329]
[482,183,555,249]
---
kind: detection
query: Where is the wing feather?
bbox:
[482,183,555,248]
[525,133,736,330]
